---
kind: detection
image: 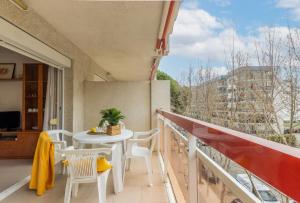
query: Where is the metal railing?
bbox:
[157,110,300,203]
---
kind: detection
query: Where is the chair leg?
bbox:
[64,178,72,203]
[97,170,110,203]
[72,183,79,197]
[122,140,127,154]
[145,156,153,186]
[62,161,67,175]
[127,158,131,171]
[123,158,127,183]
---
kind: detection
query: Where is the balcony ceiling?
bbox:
[24,0,165,81]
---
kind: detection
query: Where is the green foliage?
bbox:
[99,108,125,127]
[266,134,296,146]
[156,70,188,114]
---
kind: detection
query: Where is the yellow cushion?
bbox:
[97,157,112,172]
[62,157,112,172]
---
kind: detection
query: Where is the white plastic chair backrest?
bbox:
[119,121,126,130]
[47,130,73,150]
[133,128,160,153]
[47,130,72,141]
[149,128,159,153]
[62,148,112,181]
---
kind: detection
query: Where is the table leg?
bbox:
[122,140,127,154]
[112,142,123,193]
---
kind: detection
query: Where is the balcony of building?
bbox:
[155,110,300,203]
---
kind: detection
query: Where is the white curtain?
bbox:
[43,67,63,130]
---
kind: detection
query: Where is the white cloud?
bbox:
[257,26,290,40]
[170,8,248,63]
[169,7,300,67]
[173,9,223,44]
[211,66,228,76]
[276,0,300,20]
[277,0,300,8]
[177,66,228,85]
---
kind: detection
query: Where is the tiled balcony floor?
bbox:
[0,159,32,192]
[2,154,168,203]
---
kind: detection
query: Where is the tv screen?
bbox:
[0,111,21,131]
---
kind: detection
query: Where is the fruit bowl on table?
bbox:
[87,127,105,135]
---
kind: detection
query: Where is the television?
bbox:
[0,111,21,131]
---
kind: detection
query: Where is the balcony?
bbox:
[1,1,300,203]
[156,110,300,203]
[2,110,300,203]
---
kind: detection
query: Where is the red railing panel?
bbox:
[158,110,300,202]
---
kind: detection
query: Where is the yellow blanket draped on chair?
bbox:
[29,132,55,196]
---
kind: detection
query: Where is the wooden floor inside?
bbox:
[2,154,169,203]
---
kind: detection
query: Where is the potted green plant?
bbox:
[99,108,125,135]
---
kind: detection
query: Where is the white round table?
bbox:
[73,129,133,194]
[73,129,133,144]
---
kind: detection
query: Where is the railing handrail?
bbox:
[157,109,300,202]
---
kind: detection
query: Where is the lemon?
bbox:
[91,127,97,133]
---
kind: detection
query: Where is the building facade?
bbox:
[190,66,283,135]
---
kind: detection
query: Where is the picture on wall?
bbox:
[0,63,15,79]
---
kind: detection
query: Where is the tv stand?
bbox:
[0,131,40,159]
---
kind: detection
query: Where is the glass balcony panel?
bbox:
[166,128,189,201]
[197,154,241,203]
[158,118,165,154]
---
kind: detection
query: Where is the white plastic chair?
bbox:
[61,146,115,203]
[123,128,159,186]
[47,130,73,173]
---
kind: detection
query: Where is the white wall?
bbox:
[151,80,170,128]
[84,81,151,131]
[0,46,38,78]
[84,80,171,132]
[0,46,38,112]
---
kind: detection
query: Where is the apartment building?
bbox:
[191,66,282,135]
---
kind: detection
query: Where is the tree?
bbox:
[156,70,188,114]
[254,28,286,137]
[283,28,300,135]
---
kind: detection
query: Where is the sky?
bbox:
[159,0,300,80]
